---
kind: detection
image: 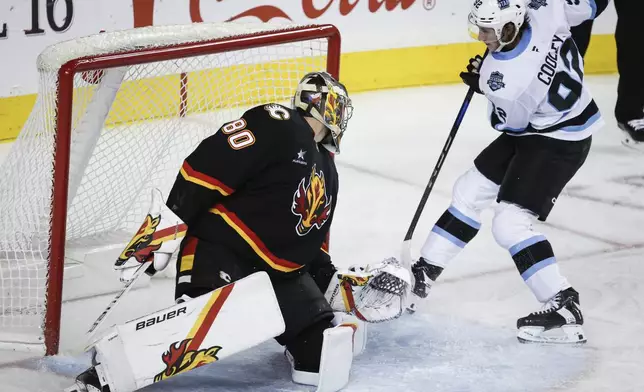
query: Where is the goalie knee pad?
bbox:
[332,312,367,356]
[287,323,354,392]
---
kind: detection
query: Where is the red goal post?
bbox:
[0,23,341,356]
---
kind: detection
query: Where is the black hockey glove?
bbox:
[459,55,484,95]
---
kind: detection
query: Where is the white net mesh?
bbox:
[0,22,332,351]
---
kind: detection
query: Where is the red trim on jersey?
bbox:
[180,161,234,195]
[209,204,304,272]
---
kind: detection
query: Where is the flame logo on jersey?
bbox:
[116,214,161,266]
[292,165,332,236]
[154,339,223,382]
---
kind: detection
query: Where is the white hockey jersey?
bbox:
[478,0,604,141]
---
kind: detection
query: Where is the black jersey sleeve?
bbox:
[166,107,282,226]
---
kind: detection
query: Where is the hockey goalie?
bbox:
[68,72,410,392]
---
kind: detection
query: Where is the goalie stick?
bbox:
[402,85,478,313]
[85,260,153,348]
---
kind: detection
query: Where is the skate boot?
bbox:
[406,257,443,314]
[65,366,111,392]
[517,287,586,344]
[619,117,644,150]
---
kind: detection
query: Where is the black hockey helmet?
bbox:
[293,72,353,154]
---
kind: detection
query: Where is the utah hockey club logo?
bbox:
[528,0,548,10]
[497,0,510,9]
[487,72,506,92]
[291,165,332,236]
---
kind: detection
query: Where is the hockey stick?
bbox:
[400,51,488,270]
[85,260,153,347]
[401,86,477,311]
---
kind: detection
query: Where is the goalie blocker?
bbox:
[68,272,365,392]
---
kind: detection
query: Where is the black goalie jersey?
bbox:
[166,104,338,276]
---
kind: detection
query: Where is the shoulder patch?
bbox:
[487,71,506,92]
[528,0,548,10]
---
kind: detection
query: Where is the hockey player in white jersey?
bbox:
[408,0,606,344]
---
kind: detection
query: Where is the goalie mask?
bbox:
[294,72,353,154]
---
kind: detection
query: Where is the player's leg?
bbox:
[178,236,358,390]
[67,272,285,392]
[614,0,644,144]
[410,134,511,300]
[174,236,257,301]
[493,135,591,343]
[273,272,358,391]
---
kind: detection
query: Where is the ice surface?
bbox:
[1,75,643,391]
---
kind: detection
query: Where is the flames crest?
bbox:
[116,214,161,266]
[291,165,332,236]
[154,339,223,382]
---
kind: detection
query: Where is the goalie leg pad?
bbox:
[289,324,354,392]
[83,272,284,392]
[332,312,367,357]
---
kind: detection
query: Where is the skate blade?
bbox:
[517,325,587,344]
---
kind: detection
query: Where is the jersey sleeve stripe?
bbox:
[209,204,304,273]
[180,161,234,196]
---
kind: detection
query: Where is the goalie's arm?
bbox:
[167,114,274,227]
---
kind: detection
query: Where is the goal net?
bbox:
[0,22,340,355]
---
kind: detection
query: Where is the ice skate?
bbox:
[406,257,443,314]
[619,118,644,152]
[65,367,110,392]
[517,287,586,344]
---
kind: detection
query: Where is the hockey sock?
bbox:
[420,205,481,270]
[510,235,570,302]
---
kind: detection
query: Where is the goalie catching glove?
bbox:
[324,258,411,322]
[114,188,187,283]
